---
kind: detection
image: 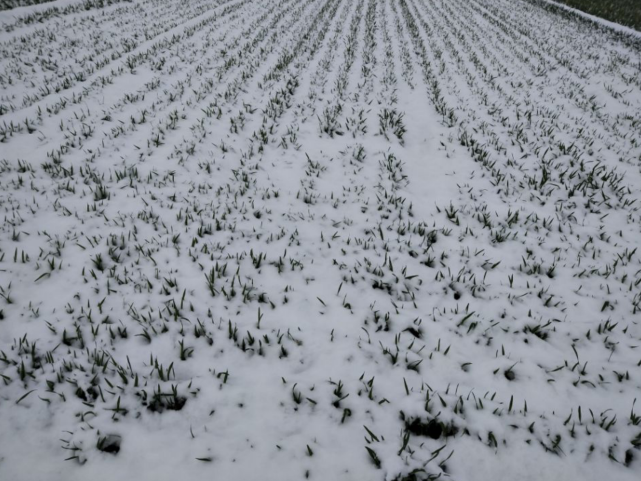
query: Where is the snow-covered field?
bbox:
[0,0,640,479]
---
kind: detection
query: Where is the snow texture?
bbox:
[0,0,640,480]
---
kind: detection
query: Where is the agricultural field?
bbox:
[0,0,640,480]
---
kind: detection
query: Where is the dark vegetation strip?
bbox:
[545,0,641,31]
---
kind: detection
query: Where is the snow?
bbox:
[0,0,640,480]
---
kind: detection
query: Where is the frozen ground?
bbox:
[0,0,640,480]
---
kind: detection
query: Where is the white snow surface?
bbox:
[0,0,640,480]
